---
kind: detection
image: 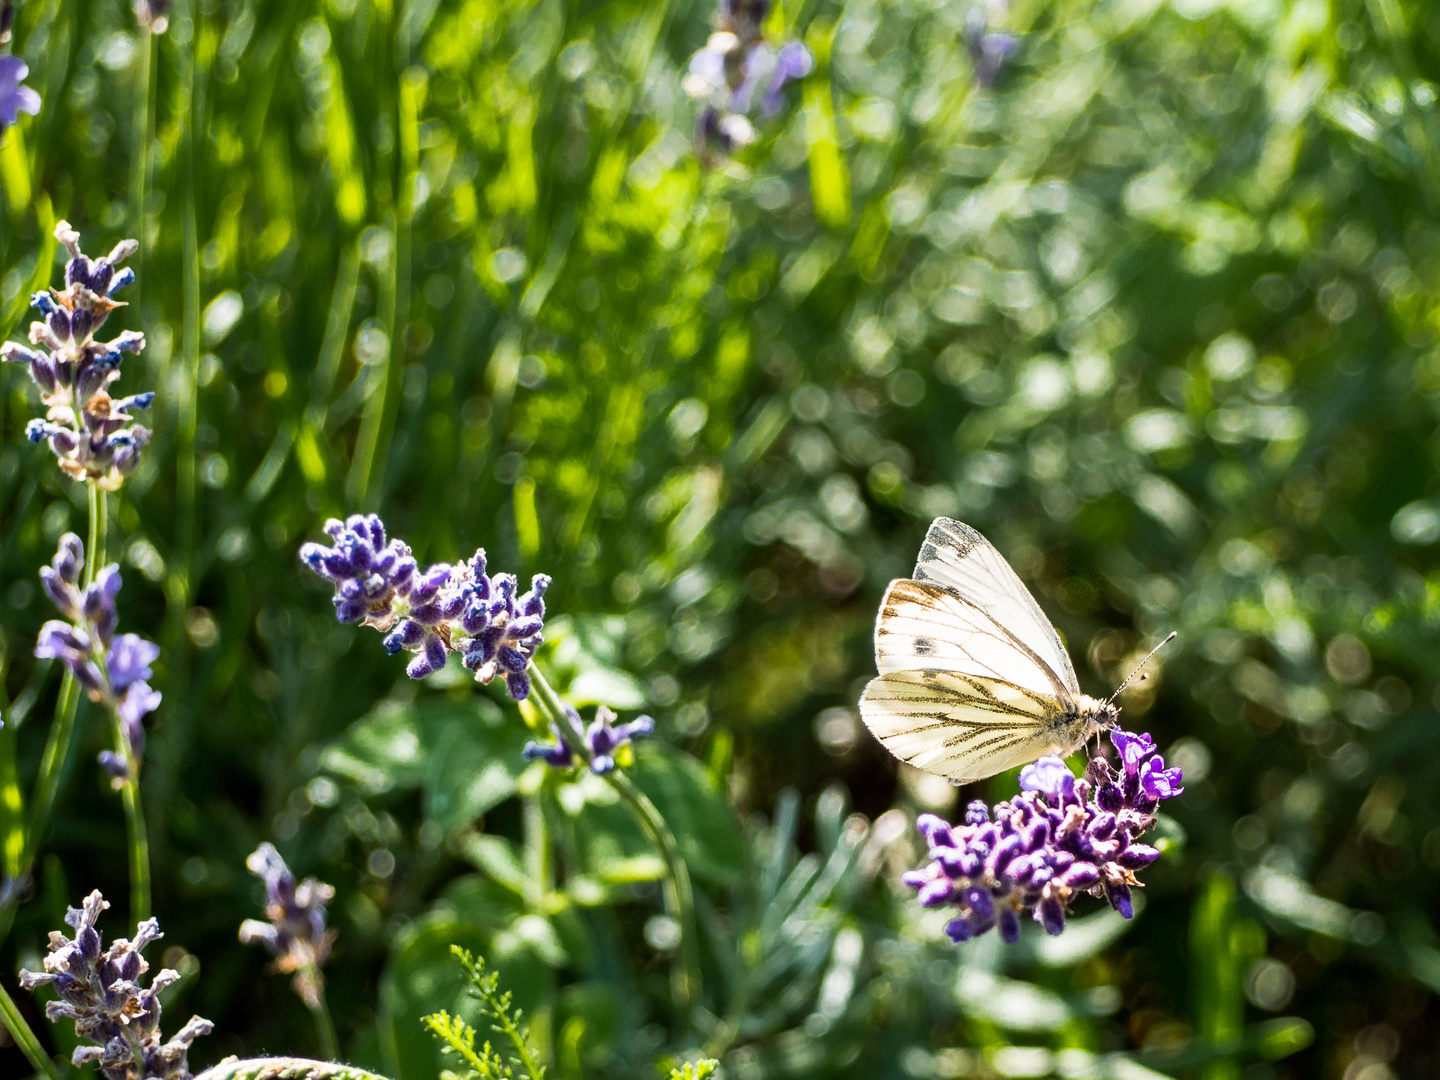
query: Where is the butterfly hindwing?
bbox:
[874,578,1072,701]
[859,669,1085,784]
[910,517,1081,696]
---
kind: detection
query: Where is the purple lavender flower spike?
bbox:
[18,890,211,1078]
[2,222,151,488]
[965,5,1018,89]
[239,843,336,1010]
[299,523,551,700]
[0,54,39,128]
[34,535,162,785]
[762,41,813,115]
[685,0,811,160]
[903,727,1181,943]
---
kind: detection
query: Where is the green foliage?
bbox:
[667,1061,718,1080]
[424,948,545,1080]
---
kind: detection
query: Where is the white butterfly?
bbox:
[860,517,1170,785]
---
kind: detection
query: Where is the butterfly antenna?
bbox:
[1106,632,1178,705]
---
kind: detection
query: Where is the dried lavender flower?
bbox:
[2,221,151,489]
[17,890,212,1080]
[0,53,39,128]
[903,727,1182,943]
[299,514,550,699]
[36,533,161,783]
[524,703,655,775]
[239,843,335,1010]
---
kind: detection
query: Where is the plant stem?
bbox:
[308,983,340,1063]
[117,752,151,924]
[524,663,700,1018]
[6,484,107,937]
[0,980,62,1080]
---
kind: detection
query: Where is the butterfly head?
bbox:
[1076,694,1120,739]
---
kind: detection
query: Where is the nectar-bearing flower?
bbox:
[18,890,212,1080]
[2,221,151,489]
[524,704,655,775]
[684,0,813,160]
[36,533,162,783]
[239,843,336,1010]
[0,53,39,128]
[300,513,550,698]
[902,727,1182,943]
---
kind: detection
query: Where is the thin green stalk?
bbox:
[129,26,154,300]
[0,979,62,1080]
[525,663,700,1017]
[86,481,107,582]
[117,757,151,924]
[308,984,340,1062]
[6,484,106,939]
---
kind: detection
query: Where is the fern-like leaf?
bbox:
[668,1061,720,1080]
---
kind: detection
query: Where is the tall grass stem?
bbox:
[0,980,61,1080]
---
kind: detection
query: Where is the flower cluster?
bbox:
[2,222,151,489]
[683,0,812,159]
[18,890,212,1080]
[239,843,336,1010]
[965,0,1018,89]
[903,728,1182,942]
[37,533,162,784]
[524,704,655,775]
[299,514,550,698]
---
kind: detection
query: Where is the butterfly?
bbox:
[859,517,1172,785]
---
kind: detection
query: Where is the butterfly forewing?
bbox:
[859,669,1079,784]
[910,517,1080,695]
[874,578,1070,701]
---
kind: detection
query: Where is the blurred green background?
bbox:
[1,0,1438,1076]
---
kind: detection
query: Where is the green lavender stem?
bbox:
[0,980,62,1080]
[113,718,152,923]
[525,663,700,1017]
[309,984,340,1062]
[7,483,107,934]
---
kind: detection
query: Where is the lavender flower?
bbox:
[18,890,212,1080]
[0,53,39,128]
[965,1,1017,88]
[36,533,162,783]
[683,0,812,160]
[902,728,1182,943]
[239,843,335,1010]
[524,704,655,775]
[2,221,151,490]
[300,514,550,699]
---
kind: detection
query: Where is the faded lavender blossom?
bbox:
[0,53,39,128]
[684,0,813,159]
[133,0,174,33]
[965,0,1017,88]
[2,221,151,489]
[299,514,550,698]
[525,704,655,775]
[239,843,335,1010]
[37,533,161,784]
[18,890,212,1080]
[903,728,1182,943]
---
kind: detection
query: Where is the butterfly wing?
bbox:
[859,668,1084,784]
[910,517,1081,695]
[874,578,1072,701]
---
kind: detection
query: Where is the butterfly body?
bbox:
[861,518,1119,785]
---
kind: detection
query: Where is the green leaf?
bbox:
[320,697,531,836]
[627,743,744,884]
